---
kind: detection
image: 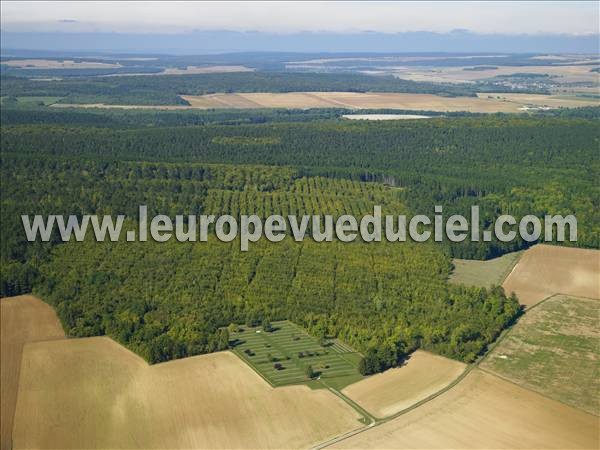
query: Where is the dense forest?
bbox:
[3,114,598,259]
[35,236,520,365]
[1,103,597,371]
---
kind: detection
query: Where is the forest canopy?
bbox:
[1,106,597,371]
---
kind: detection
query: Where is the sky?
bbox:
[2,1,599,35]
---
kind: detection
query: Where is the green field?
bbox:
[481,295,600,415]
[0,96,63,106]
[449,250,523,288]
[230,321,364,390]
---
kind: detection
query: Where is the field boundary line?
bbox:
[500,250,525,284]
[314,291,549,448]
[313,362,475,449]
[478,294,600,417]
[230,349,276,388]
[477,366,600,418]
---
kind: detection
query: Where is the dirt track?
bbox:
[331,368,599,449]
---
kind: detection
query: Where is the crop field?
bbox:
[341,350,465,418]
[331,368,599,449]
[230,321,364,390]
[12,336,362,449]
[481,294,599,416]
[182,92,572,112]
[388,64,600,85]
[0,296,65,450]
[51,91,600,112]
[503,244,600,307]
[449,250,523,288]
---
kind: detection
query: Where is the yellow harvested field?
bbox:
[342,350,465,418]
[182,92,533,112]
[13,337,361,449]
[502,244,600,307]
[1,295,65,450]
[2,59,121,69]
[331,369,599,449]
[53,91,598,112]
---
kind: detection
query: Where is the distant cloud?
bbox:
[1,1,598,35]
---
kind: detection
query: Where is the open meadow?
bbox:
[341,350,465,418]
[330,368,599,449]
[502,244,600,307]
[0,295,65,450]
[12,336,362,449]
[481,294,599,415]
[449,250,523,288]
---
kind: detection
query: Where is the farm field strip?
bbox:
[231,321,364,388]
[481,294,600,415]
[502,244,600,307]
[181,92,600,112]
[50,91,600,112]
[341,350,467,419]
[329,368,599,449]
[13,336,363,449]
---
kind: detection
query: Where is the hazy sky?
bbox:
[2,1,598,35]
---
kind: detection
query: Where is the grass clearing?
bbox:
[341,350,466,418]
[481,295,599,416]
[230,321,364,390]
[503,244,600,308]
[1,295,65,450]
[449,250,523,288]
[13,336,362,449]
[331,368,599,449]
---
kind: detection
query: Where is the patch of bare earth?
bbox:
[330,369,599,449]
[502,244,600,308]
[341,350,465,418]
[12,337,362,449]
